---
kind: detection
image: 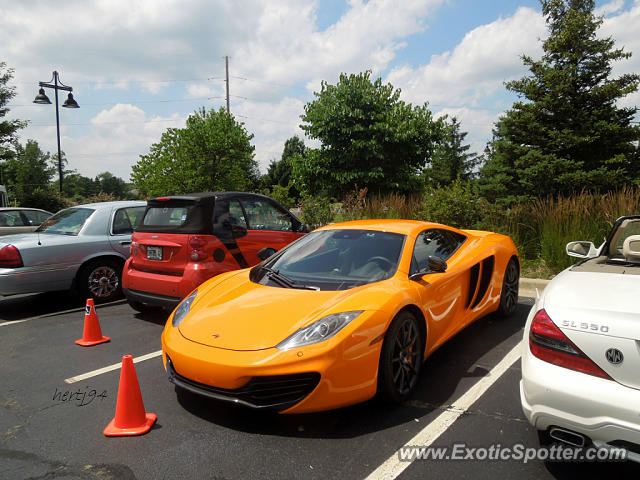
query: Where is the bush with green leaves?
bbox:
[300,195,334,229]
[340,185,368,221]
[21,187,68,212]
[419,179,488,229]
[266,184,296,209]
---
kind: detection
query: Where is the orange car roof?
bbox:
[316,219,459,237]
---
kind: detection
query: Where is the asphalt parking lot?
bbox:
[1,293,638,479]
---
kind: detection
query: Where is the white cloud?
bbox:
[595,0,624,16]
[2,0,637,184]
[434,107,499,154]
[3,0,447,179]
[386,7,546,107]
[0,0,255,88]
[186,83,221,99]
[599,2,640,110]
[63,104,186,181]
[233,97,308,169]
[230,0,444,97]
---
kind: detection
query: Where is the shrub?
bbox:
[300,195,334,229]
[21,188,69,212]
[532,187,640,272]
[481,202,540,260]
[341,185,368,221]
[363,193,423,219]
[81,192,119,204]
[419,179,488,228]
[267,184,296,209]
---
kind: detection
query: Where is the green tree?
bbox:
[4,140,53,194]
[3,140,65,210]
[424,116,479,187]
[62,172,99,198]
[263,136,305,188]
[0,62,27,165]
[131,107,259,196]
[95,171,127,198]
[262,135,305,200]
[296,71,442,197]
[478,0,640,203]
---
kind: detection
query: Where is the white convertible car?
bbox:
[520,215,640,462]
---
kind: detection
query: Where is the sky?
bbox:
[2,0,639,182]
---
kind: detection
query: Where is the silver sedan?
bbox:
[0,200,146,302]
[0,207,52,235]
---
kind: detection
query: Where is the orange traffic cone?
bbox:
[75,299,110,346]
[104,355,157,437]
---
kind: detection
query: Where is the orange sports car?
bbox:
[161,219,519,413]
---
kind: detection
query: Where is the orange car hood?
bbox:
[178,272,388,351]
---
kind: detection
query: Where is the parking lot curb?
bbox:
[519,277,551,299]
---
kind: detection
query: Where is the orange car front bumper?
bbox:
[161,312,385,413]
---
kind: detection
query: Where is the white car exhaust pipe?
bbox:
[549,427,587,448]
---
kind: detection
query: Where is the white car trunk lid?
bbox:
[544,270,640,390]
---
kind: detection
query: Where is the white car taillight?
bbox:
[529,309,611,380]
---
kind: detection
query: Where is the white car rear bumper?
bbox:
[521,349,640,461]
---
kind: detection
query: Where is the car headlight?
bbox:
[171,290,198,327]
[276,311,363,351]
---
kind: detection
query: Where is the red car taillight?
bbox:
[0,245,24,268]
[189,236,208,262]
[529,309,611,379]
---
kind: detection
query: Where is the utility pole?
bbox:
[225,55,230,114]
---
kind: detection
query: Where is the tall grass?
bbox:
[532,187,640,272]
[313,185,640,276]
[363,193,423,220]
[482,203,541,260]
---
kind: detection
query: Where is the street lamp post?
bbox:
[33,71,79,194]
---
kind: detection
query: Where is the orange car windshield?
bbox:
[252,229,405,291]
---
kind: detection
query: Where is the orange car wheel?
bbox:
[497,257,519,317]
[377,311,424,403]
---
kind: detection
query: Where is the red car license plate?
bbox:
[147,245,162,260]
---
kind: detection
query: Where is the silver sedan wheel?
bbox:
[87,265,119,298]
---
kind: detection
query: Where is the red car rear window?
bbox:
[135,197,216,235]
[143,206,189,227]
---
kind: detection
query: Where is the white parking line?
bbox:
[365,342,522,480]
[64,350,163,384]
[0,299,127,327]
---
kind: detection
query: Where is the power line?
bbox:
[68,151,142,157]
[231,75,293,89]
[14,77,218,86]
[9,96,217,108]
[28,118,187,127]
[235,114,293,125]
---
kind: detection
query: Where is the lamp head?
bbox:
[62,92,79,108]
[33,87,52,104]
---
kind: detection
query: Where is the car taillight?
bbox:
[189,236,206,249]
[130,241,137,256]
[529,309,611,379]
[190,251,208,261]
[0,245,24,268]
[189,236,208,262]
